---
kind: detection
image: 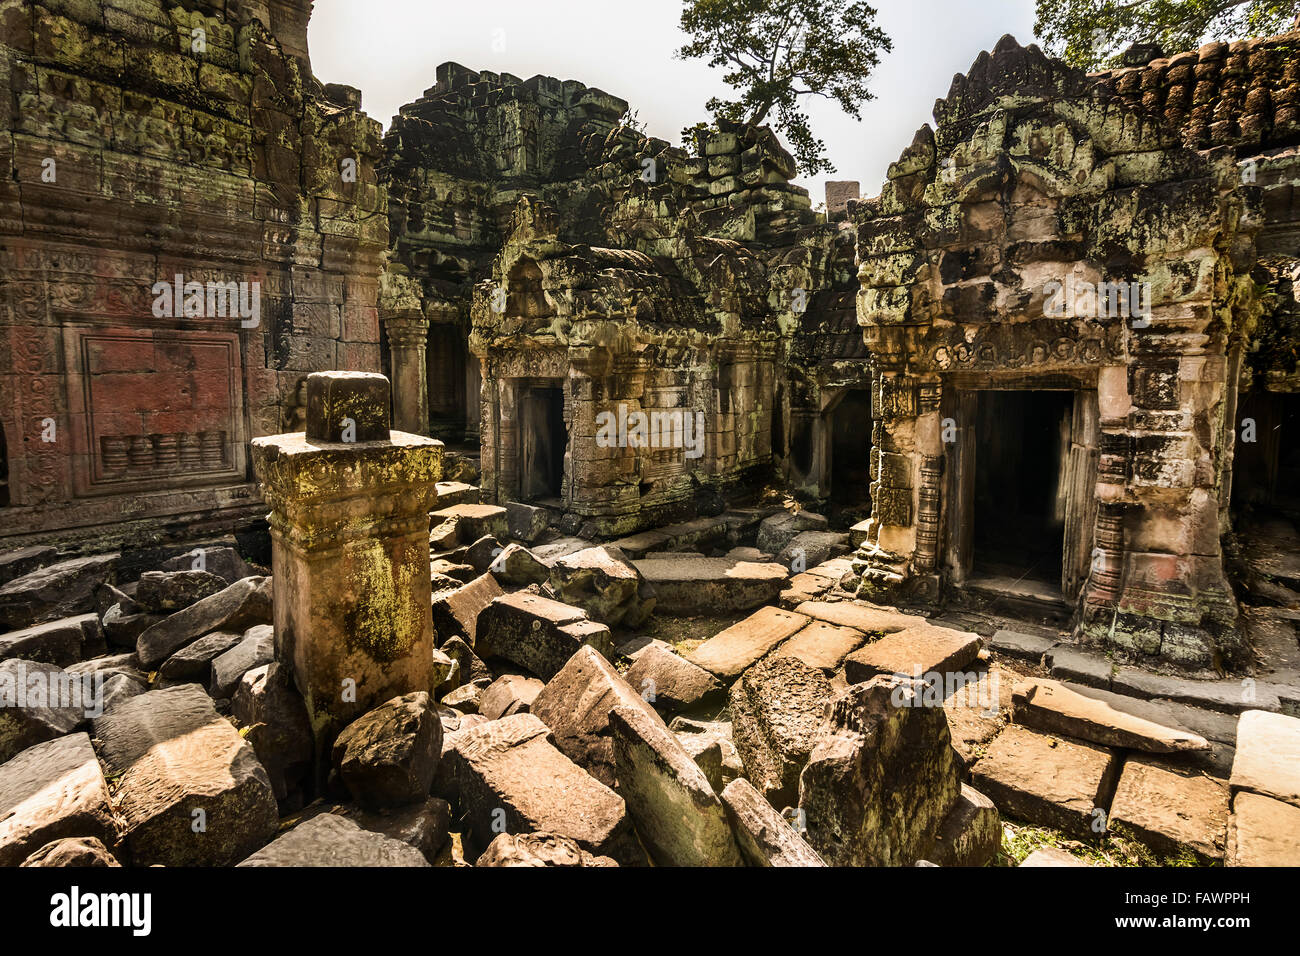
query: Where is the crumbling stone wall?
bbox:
[0,0,386,546]
[851,35,1271,668]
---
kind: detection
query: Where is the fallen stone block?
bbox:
[798,675,961,866]
[1109,756,1228,862]
[332,691,442,811]
[135,576,271,670]
[158,630,243,683]
[492,543,550,586]
[1227,791,1300,866]
[757,510,828,555]
[634,557,788,615]
[1112,667,1272,714]
[531,536,598,564]
[793,600,924,633]
[92,683,278,866]
[989,628,1058,662]
[730,655,832,808]
[0,554,120,631]
[1013,679,1210,753]
[431,573,503,647]
[435,480,480,507]
[774,621,865,672]
[623,643,724,714]
[440,635,491,686]
[530,645,665,787]
[477,831,618,867]
[102,603,158,649]
[1230,709,1300,808]
[476,591,613,680]
[677,733,724,792]
[159,546,255,585]
[549,545,655,628]
[464,534,504,574]
[442,682,484,713]
[209,623,274,699]
[1020,845,1090,867]
[231,662,314,811]
[330,797,451,863]
[670,716,744,785]
[926,783,1000,867]
[479,674,544,720]
[0,659,89,762]
[134,570,229,614]
[776,530,848,571]
[609,704,742,866]
[1044,646,1113,689]
[0,614,93,667]
[970,724,1120,839]
[0,733,116,867]
[430,503,508,545]
[720,777,825,867]
[506,502,551,544]
[238,813,430,867]
[687,605,808,679]
[0,546,57,587]
[20,836,120,867]
[448,713,636,862]
[843,623,981,682]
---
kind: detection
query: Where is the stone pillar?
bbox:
[251,371,443,765]
[383,309,430,436]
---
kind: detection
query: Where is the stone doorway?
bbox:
[948,387,1098,605]
[1233,390,1300,517]
[520,383,566,503]
[828,388,872,505]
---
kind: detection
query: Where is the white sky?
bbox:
[309,0,1039,199]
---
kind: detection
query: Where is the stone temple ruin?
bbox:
[0,1,1298,870]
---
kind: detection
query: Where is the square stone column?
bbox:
[382,309,431,436]
[251,371,443,762]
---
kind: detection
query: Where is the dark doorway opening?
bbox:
[829,389,872,505]
[972,390,1073,585]
[1233,390,1300,517]
[520,385,566,502]
[427,324,468,441]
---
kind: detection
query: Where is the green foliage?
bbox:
[1034,0,1300,70]
[675,0,892,176]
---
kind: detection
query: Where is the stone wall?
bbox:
[0,0,387,544]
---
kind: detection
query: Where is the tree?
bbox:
[1035,0,1300,71]
[676,0,892,177]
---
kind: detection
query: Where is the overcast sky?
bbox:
[309,0,1039,199]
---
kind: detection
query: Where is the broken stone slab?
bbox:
[615,635,672,663]
[430,503,508,545]
[670,716,744,785]
[989,628,1059,662]
[926,783,1000,867]
[0,659,90,762]
[798,675,961,866]
[430,519,460,551]
[1112,667,1278,714]
[100,674,147,715]
[1044,645,1113,689]
[0,614,95,667]
[20,836,121,867]
[448,713,637,863]
[756,510,828,555]
[476,591,614,680]
[431,573,503,648]
[506,502,551,544]
[435,480,480,507]
[677,733,725,792]
[969,724,1120,840]
[720,777,826,867]
[849,519,871,549]
[209,623,275,699]
[686,605,809,679]
[634,556,788,615]
[1226,791,1300,866]
[431,647,456,697]
[730,655,832,809]
[491,543,550,586]
[1020,845,1090,867]
[441,635,491,685]
[102,602,159,650]
[231,662,314,811]
[1230,710,1300,808]
[479,674,544,720]
[159,546,255,586]
[609,704,742,866]
[549,545,656,628]
[844,623,982,683]
[624,643,724,713]
[237,813,430,867]
[332,796,452,862]
[332,691,442,811]
[133,570,229,614]
[464,534,504,574]
[942,664,1012,767]
[476,831,618,867]
[0,545,57,587]
[0,554,120,631]
[1109,756,1229,863]
[774,621,866,672]
[776,530,849,570]
[530,645,666,787]
[442,682,484,713]
[793,600,925,633]
[92,683,279,866]
[135,576,272,670]
[157,630,243,683]
[1012,679,1211,753]
[0,732,117,867]
[531,537,598,564]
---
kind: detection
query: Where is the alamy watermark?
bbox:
[1,668,105,719]
[890,665,1000,716]
[151,274,260,327]
[595,403,706,460]
[1044,275,1151,327]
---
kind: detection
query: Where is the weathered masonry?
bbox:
[0,0,386,548]
[851,34,1300,668]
